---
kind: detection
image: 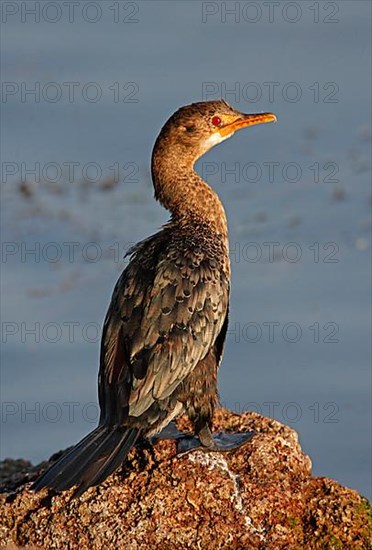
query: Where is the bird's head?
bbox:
[151,100,277,222]
[154,99,277,160]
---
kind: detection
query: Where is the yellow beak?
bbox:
[218,112,277,138]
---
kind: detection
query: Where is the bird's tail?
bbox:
[31,426,140,498]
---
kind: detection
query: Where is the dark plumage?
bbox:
[32,100,276,497]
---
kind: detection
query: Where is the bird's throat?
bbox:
[152,157,228,237]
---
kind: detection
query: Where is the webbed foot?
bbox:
[176,430,255,454]
[150,422,255,454]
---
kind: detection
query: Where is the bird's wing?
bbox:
[98,232,229,425]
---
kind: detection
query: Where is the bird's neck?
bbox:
[151,145,228,238]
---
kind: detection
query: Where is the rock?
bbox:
[0,409,370,549]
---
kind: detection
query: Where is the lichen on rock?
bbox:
[0,409,370,549]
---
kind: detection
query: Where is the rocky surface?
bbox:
[0,409,370,549]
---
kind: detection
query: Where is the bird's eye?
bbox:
[212,116,222,127]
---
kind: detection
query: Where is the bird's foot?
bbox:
[177,428,255,454]
[150,422,255,454]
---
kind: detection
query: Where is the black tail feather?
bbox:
[72,428,139,498]
[31,426,140,497]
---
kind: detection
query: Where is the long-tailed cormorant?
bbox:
[32,100,276,497]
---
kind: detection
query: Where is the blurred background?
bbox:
[1,1,371,499]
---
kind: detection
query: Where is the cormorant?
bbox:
[32,100,276,497]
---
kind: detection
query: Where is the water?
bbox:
[1,1,371,500]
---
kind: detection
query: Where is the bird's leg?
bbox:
[197,424,215,448]
[150,359,255,453]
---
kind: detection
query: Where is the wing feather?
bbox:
[98,229,229,425]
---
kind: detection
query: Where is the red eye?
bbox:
[212,116,222,127]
